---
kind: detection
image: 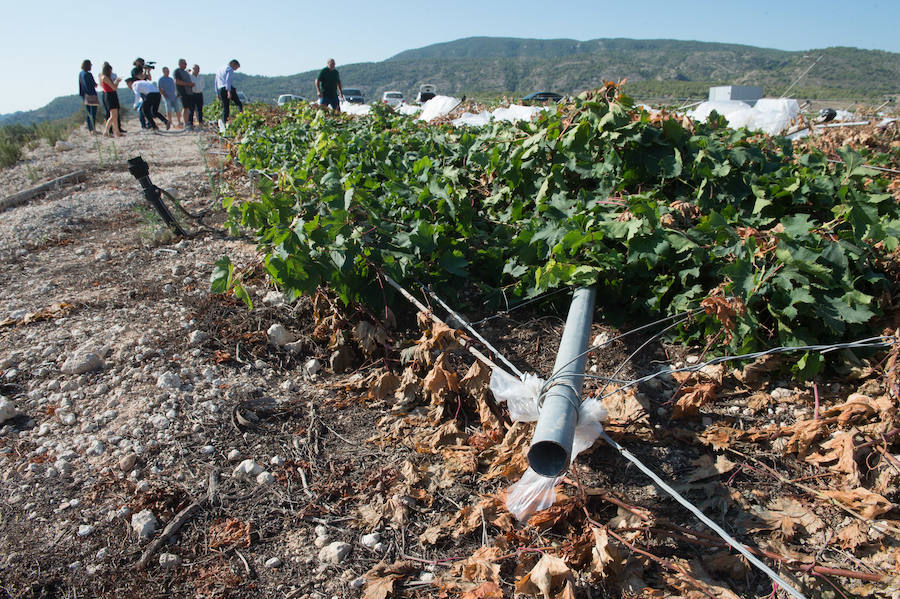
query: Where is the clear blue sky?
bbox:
[1,0,896,114]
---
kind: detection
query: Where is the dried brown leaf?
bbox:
[753,497,824,540]
[460,582,503,599]
[589,526,623,579]
[451,546,502,583]
[515,553,573,599]
[805,431,860,486]
[673,382,718,420]
[823,487,893,519]
[784,419,827,458]
[369,371,400,401]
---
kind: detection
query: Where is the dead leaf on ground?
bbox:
[836,520,869,550]
[423,352,460,411]
[363,561,418,599]
[515,553,573,599]
[354,320,388,355]
[589,526,624,579]
[460,360,500,431]
[460,582,503,599]
[805,431,860,486]
[784,419,827,458]
[753,497,824,540]
[823,487,893,519]
[208,518,252,549]
[825,394,878,426]
[369,371,400,401]
[673,382,718,419]
[450,546,503,583]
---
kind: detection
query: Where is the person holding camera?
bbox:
[127,77,169,131]
[131,58,151,128]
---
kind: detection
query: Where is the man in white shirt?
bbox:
[127,78,169,131]
[188,64,205,127]
[214,59,242,124]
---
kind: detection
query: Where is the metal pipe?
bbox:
[527,286,596,477]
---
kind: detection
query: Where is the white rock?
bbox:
[189,331,209,346]
[156,372,182,390]
[350,577,365,590]
[270,456,285,467]
[361,532,380,549]
[96,548,109,560]
[313,536,329,548]
[200,445,215,455]
[159,553,182,569]
[419,572,435,583]
[318,541,351,564]
[60,412,77,426]
[232,459,264,479]
[256,471,275,485]
[262,291,286,306]
[304,359,322,375]
[264,556,283,568]
[314,524,328,538]
[131,510,158,538]
[0,397,17,423]
[149,414,170,430]
[227,449,241,462]
[77,524,96,537]
[87,440,105,456]
[267,324,296,347]
[135,480,151,493]
[592,332,612,347]
[61,351,104,375]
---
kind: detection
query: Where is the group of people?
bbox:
[78,55,345,136]
[77,57,245,135]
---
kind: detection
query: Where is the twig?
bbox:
[136,469,220,570]
[297,466,314,498]
[234,548,253,577]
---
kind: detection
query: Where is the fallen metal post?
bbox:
[127,156,187,236]
[527,286,596,477]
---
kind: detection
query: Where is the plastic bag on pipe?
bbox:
[489,368,543,422]
[506,467,559,521]
[504,395,608,521]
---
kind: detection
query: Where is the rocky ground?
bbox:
[0,118,898,599]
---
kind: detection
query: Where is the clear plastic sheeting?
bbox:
[340,102,371,116]
[418,95,461,122]
[688,98,800,135]
[490,368,608,520]
[451,104,547,127]
[397,104,422,116]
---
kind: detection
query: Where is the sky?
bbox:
[0,0,897,115]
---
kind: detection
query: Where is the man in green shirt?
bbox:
[315,58,344,112]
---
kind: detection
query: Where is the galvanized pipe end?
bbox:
[527,441,570,478]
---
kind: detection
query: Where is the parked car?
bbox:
[343,88,365,104]
[382,91,404,106]
[276,94,305,106]
[416,84,436,104]
[521,92,563,103]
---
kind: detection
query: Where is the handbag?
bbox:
[84,94,100,106]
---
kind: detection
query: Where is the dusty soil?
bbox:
[0,118,898,599]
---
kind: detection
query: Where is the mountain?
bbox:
[4,38,898,127]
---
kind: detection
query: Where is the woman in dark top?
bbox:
[99,62,123,137]
[78,59,99,133]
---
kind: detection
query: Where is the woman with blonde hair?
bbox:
[99,62,123,137]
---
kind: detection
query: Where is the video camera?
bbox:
[144,61,156,72]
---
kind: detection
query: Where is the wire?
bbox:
[424,285,525,379]
[598,429,808,599]
[544,309,701,388]
[590,336,897,403]
[468,285,574,326]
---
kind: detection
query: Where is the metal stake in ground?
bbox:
[528,286,596,477]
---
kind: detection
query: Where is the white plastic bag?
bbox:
[489,368,543,422]
[572,397,608,458]
[505,467,559,521]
